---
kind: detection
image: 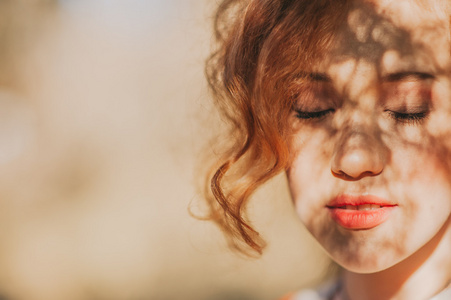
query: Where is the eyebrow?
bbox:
[382,71,435,82]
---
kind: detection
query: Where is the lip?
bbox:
[326,194,397,230]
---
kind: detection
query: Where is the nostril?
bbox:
[331,169,382,181]
[331,170,354,180]
[331,142,385,181]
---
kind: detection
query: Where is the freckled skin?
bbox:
[287,0,451,299]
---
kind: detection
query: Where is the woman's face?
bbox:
[286,0,451,273]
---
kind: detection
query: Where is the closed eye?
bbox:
[295,109,335,120]
[385,110,429,124]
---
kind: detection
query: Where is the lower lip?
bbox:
[328,207,396,230]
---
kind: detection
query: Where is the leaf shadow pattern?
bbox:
[288,1,451,297]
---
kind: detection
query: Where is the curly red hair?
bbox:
[205,0,349,255]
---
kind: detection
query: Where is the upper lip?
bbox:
[326,194,397,208]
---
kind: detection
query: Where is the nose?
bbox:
[331,130,386,181]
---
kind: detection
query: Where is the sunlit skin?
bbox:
[286,0,451,299]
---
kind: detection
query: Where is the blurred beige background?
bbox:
[0,1,330,299]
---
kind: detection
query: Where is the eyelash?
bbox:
[294,109,335,120]
[386,111,429,124]
[294,108,429,125]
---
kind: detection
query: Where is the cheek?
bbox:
[392,105,451,200]
[394,81,451,224]
[286,164,329,240]
[286,133,334,224]
[388,147,451,263]
[391,141,451,221]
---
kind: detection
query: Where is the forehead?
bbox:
[316,0,450,75]
[368,0,449,23]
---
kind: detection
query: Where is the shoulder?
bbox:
[279,280,342,300]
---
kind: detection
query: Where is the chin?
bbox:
[333,255,398,274]
[318,234,409,274]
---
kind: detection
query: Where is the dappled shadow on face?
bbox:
[287,0,451,289]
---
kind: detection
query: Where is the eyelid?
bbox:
[383,102,430,113]
[384,109,430,125]
[294,108,335,120]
